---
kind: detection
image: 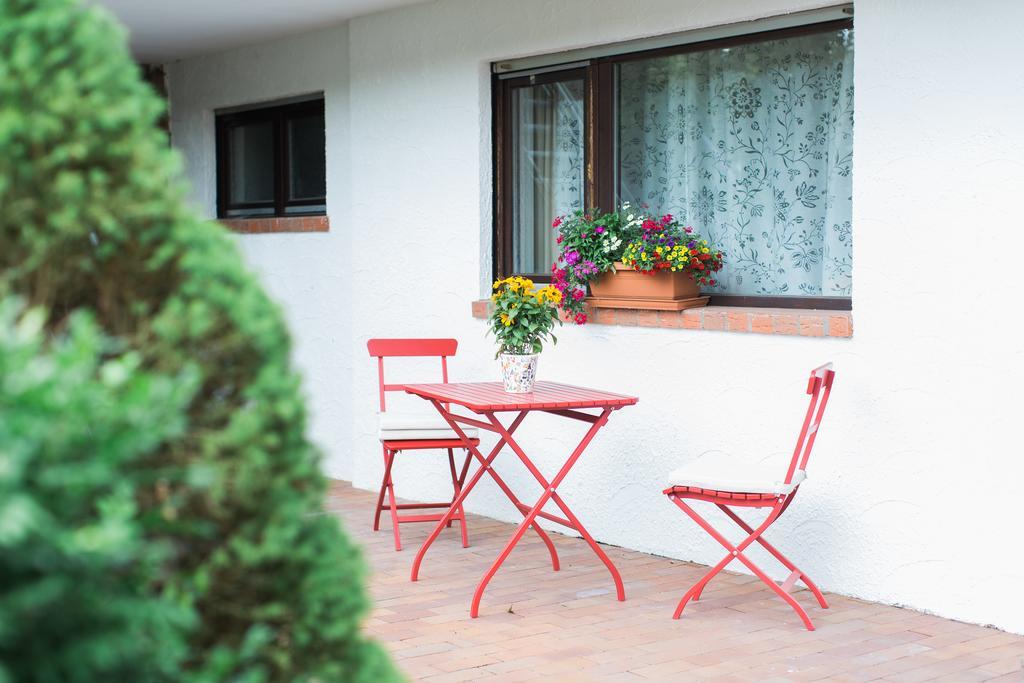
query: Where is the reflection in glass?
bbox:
[288,114,326,201]
[511,78,584,275]
[228,121,274,204]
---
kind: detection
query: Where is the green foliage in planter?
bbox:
[0,1,397,681]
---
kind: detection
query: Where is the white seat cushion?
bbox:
[667,455,805,495]
[378,411,478,441]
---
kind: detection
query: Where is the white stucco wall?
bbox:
[167,24,355,479]
[167,0,1024,634]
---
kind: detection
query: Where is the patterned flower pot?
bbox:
[588,262,709,311]
[499,353,538,393]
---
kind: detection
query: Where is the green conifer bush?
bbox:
[0,0,397,680]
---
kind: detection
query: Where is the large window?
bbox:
[216,97,326,218]
[494,18,854,308]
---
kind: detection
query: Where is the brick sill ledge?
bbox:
[471,300,852,338]
[221,215,329,234]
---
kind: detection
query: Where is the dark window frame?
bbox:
[492,19,854,309]
[215,98,326,219]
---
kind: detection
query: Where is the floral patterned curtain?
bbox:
[618,29,854,298]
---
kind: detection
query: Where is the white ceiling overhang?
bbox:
[92,0,432,63]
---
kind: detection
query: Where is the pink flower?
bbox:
[660,214,673,226]
[556,235,563,244]
[572,289,585,301]
[684,226,693,234]
[574,313,587,325]
[552,216,563,228]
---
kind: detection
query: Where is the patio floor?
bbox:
[327,481,1024,682]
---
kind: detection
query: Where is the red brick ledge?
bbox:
[221,215,329,234]
[471,300,852,338]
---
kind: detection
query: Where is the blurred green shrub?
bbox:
[0,0,398,681]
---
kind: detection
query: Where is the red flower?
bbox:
[552,216,563,228]
[556,235,563,244]
[574,312,587,325]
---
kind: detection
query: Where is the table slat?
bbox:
[404,381,638,412]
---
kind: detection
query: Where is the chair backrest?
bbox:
[367,338,458,411]
[783,363,836,484]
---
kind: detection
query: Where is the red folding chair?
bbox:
[664,362,835,630]
[368,338,479,551]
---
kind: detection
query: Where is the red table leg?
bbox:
[469,408,625,617]
[410,408,560,583]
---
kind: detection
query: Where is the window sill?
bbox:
[221,216,329,234]
[471,300,852,338]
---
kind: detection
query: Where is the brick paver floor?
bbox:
[327,481,1024,682]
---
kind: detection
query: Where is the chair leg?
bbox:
[718,504,829,609]
[445,448,472,548]
[669,494,817,630]
[456,449,472,548]
[385,449,402,551]
[373,445,392,531]
[445,449,456,529]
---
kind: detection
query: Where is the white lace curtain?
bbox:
[618,29,854,297]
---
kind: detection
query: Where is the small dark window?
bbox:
[216,98,326,218]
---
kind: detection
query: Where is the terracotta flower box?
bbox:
[588,262,709,311]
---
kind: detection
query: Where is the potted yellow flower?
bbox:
[488,276,562,393]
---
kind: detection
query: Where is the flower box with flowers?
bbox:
[550,207,724,320]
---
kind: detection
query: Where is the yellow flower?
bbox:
[702,247,710,254]
[537,286,562,305]
[499,313,511,326]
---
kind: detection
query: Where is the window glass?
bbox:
[510,77,585,275]
[228,120,274,204]
[617,28,854,298]
[288,113,327,202]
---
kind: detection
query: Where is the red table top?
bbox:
[404,381,638,413]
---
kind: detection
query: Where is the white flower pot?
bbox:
[499,353,539,393]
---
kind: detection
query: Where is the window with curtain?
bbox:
[493,18,853,307]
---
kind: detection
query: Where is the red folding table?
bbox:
[404,381,638,617]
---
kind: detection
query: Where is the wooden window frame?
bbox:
[215,98,326,219]
[492,19,854,310]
